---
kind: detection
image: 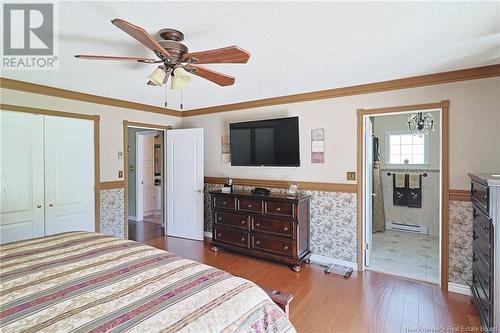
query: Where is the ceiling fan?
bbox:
[75,19,251,89]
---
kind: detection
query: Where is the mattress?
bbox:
[0,231,295,333]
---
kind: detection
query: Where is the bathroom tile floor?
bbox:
[369,230,439,284]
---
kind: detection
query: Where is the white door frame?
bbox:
[123,121,171,239]
[135,131,160,222]
[360,108,444,286]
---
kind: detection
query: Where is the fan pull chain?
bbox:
[164,84,168,108]
[180,89,183,110]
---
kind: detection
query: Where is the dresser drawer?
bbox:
[215,211,249,229]
[473,237,492,272]
[471,273,493,328]
[237,198,263,213]
[264,202,294,218]
[214,227,249,248]
[473,205,493,241]
[252,216,293,237]
[471,180,489,214]
[251,233,294,257]
[213,196,235,210]
[473,260,493,301]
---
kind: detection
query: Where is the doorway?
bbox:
[124,121,170,243]
[357,101,450,289]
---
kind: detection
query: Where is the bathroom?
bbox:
[366,110,441,283]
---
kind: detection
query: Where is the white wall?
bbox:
[182,77,500,190]
[0,88,182,181]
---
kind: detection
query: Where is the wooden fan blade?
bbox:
[111,18,171,58]
[184,46,250,64]
[75,55,157,62]
[185,64,235,86]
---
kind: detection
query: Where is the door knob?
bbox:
[48,203,54,207]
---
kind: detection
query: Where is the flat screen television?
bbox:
[229,116,300,166]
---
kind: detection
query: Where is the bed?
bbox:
[0,231,295,333]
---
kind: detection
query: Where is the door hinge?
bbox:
[365,242,369,250]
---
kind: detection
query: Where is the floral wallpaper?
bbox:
[100,188,125,238]
[203,183,357,263]
[204,182,473,285]
[448,200,473,285]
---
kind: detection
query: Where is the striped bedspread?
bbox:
[0,231,295,333]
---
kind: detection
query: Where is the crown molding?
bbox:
[182,64,500,117]
[2,64,499,119]
[0,77,182,117]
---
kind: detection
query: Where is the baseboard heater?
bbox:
[385,221,428,235]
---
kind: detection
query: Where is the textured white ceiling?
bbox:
[2,1,499,110]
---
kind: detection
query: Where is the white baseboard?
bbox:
[128,215,137,221]
[448,283,471,296]
[309,253,358,270]
[204,231,212,239]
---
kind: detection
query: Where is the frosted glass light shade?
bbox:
[171,67,191,90]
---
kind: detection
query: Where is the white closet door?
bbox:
[0,111,45,243]
[44,116,95,234]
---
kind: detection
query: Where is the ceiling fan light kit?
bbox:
[148,66,167,86]
[171,67,191,90]
[74,19,250,93]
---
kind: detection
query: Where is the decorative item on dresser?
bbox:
[210,190,311,272]
[469,173,500,332]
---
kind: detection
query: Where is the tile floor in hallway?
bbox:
[370,230,439,283]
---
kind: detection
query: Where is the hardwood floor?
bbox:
[142,235,481,333]
[128,220,163,243]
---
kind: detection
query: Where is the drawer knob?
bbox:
[283,245,289,250]
[283,227,288,231]
[276,207,281,211]
[256,240,260,245]
[217,233,222,237]
[222,201,227,205]
[256,223,261,227]
[240,220,246,225]
[218,217,222,221]
[241,237,246,242]
[248,204,252,208]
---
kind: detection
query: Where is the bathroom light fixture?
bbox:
[170,67,191,90]
[408,112,434,135]
[148,66,167,86]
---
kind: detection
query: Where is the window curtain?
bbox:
[372,136,385,232]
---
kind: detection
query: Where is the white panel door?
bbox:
[166,128,204,240]
[364,117,374,267]
[0,111,45,243]
[44,116,95,234]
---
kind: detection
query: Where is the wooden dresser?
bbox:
[469,173,500,331]
[209,190,311,271]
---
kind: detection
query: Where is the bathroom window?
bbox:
[385,132,429,165]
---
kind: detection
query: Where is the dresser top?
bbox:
[469,173,500,187]
[209,190,310,201]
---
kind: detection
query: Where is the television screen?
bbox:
[230,116,300,166]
